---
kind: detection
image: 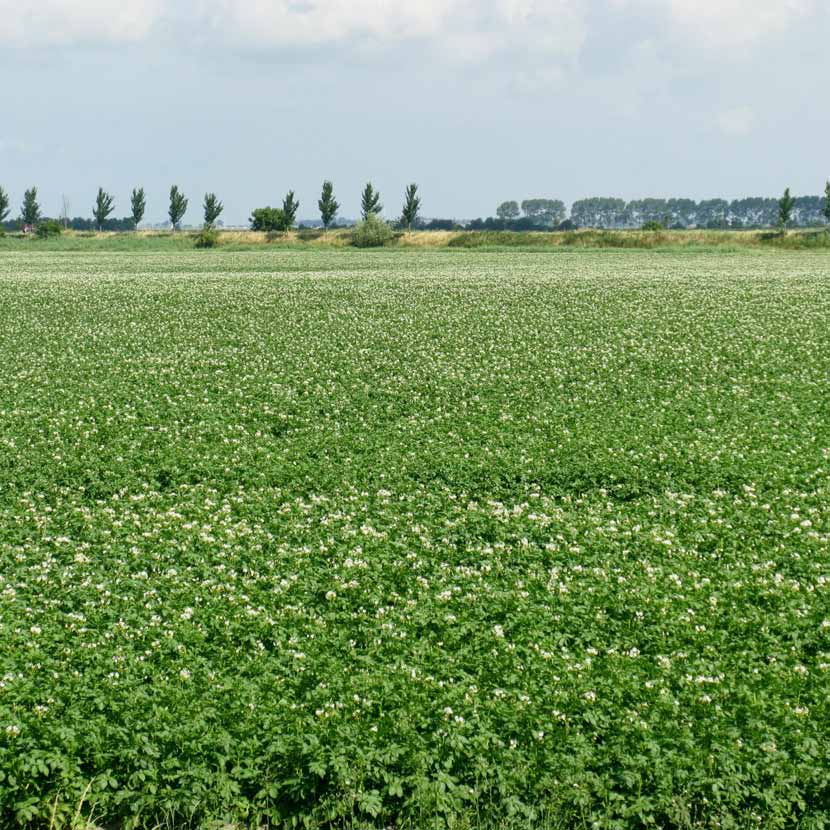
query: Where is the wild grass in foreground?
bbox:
[0,249,829,829]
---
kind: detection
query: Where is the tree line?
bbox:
[491,186,830,230]
[3,181,830,234]
[0,181,423,234]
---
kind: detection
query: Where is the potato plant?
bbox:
[0,249,828,829]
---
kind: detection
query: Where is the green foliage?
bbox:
[1,249,829,829]
[93,187,115,231]
[641,220,665,231]
[0,185,9,223]
[282,190,300,228]
[360,181,382,220]
[168,185,189,230]
[496,200,520,221]
[130,187,146,230]
[249,207,288,232]
[35,219,62,238]
[202,192,224,228]
[823,181,830,226]
[21,187,40,226]
[318,180,339,229]
[400,183,421,231]
[351,212,393,247]
[521,198,566,226]
[778,187,795,228]
[193,227,220,248]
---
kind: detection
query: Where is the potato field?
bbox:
[1,249,829,829]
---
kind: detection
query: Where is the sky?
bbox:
[2,0,829,225]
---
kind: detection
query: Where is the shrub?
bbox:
[194,228,220,248]
[641,220,665,231]
[35,220,62,239]
[250,207,288,232]
[351,214,394,248]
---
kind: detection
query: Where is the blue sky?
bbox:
[2,0,828,224]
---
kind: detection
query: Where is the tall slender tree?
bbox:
[21,187,41,227]
[0,186,10,224]
[131,187,146,230]
[169,185,188,230]
[360,182,382,220]
[400,183,421,231]
[823,181,830,229]
[93,188,115,231]
[778,187,795,229]
[282,190,300,228]
[319,181,339,231]
[203,193,223,228]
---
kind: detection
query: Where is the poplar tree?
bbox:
[282,191,300,228]
[318,181,339,231]
[131,187,146,230]
[93,188,115,231]
[203,193,223,228]
[360,182,382,220]
[778,187,794,229]
[21,187,41,226]
[0,186,9,223]
[400,183,421,231]
[169,185,188,230]
[823,181,830,229]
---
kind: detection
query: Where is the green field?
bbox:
[1,249,829,829]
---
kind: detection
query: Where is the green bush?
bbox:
[193,228,220,248]
[641,220,665,231]
[250,207,288,232]
[35,220,62,239]
[351,214,394,248]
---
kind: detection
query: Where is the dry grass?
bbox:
[7,227,829,251]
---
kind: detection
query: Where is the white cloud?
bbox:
[0,0,587,65]
[664,0,816,47]
[0,0,164,45]
[613,0,818,48]
[203,0,587,63]
[718,106,757,136]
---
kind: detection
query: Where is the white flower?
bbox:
[325,590,337,601]
[5,725,20,737]
[30,625,41,636]
[179,668,191,681]
[583,690,596,702]
[493,625,505,638]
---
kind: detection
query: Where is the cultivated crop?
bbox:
[0,249,829,829]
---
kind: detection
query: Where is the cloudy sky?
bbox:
[2,0,828,224]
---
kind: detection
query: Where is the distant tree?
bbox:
[93,188,115,231]
[281,190,300,228]
[520,199,565,227]
[778,187,794,229]
[131,187,146,230]
[249,207,288,232]
[824,182,830,228]
[361,182,382,220]
[168,185,188,230]
[203,193,224,228]
[318,181,339,231]
[0,186,9,223]
[21,187,41,226]
[400,183,421,231]
[570,198,626,228]
[496,201,520,222]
